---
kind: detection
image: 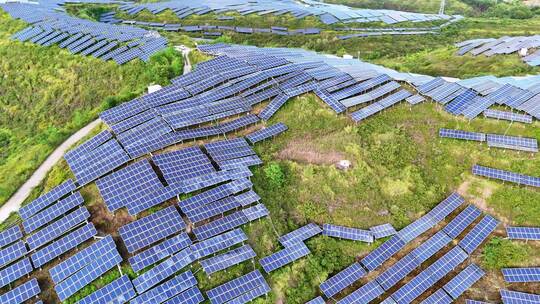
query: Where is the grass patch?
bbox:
[482,237,533,270]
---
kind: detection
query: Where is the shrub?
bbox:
[482,237,529,270]
[486,2,534,19]
[264,163,285,188]
[144,47,184,86]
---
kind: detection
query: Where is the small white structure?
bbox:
[343,54,354,59]
[147,84,162,94]
[336,160,352,170]
[519,48,528,57]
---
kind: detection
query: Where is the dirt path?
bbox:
[0,119,102,222]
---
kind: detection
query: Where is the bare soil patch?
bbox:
[277,139,345,165]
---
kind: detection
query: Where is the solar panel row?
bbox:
[206,270,269,304]
[320,262,366,298]
[278,223,322,247]
[322,224,374,243]
[77,275,135,304]
[473,164,540,187]
[129,232,192,273]
[259,242,310,273]
[131,270,197,304]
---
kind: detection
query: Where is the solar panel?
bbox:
[459,215,498,254]
[425,192,465,225]
[49,235,116,284]
[259,242,310,273]
[486,134,538,152]
[164,286,204,304]
[306,296,326,304]
[483,109,533,124]
[190,228,247,260]
[397,216,434,244]
[361,235,406,271]
[506,226,540,240]
[500,289,540,304]
[0,240,26,269]
[472,165,524,185]
[0,225,23,249]
[31,222,97,268]
[370,223,397,239]
[242,204,269,221]
[502,267,540,283]
[439,128,486,142]
[0,278,40,304]
[132,247,193,293]
[54,242,122,301]
[465,300,491,304]
[129,232,192,273]
[27,206,90,250]
[421,289,453,304]
[443,205,482,239]
[278,223,322,246]
[313,88,347,113]
[258,93,289,120]
[336,280,385,304]
[23,191,84,233]
[19,179,76,220]
[206,270,267,304]
[322,224,374,243]
[119,206,186,253]
[200,244,256,275]
[192,211,249,241]
[376,253,421,291]
[246,122,288,144]
[391,246,468,304]
[77,275,136,304]
[131,270,197,304]
[234,190,260,207]
[227,282,271,304]
[0,257,33,288]
[443,264,485,299]
[320,262,366,298]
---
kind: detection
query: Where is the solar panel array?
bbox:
[473,164,540,187]
[200,244,256,275]
[439,128,486,142]
[206,270,270,304]
[457,36,540,67]
[502,267,540,283]
[322,224,374,243]
[486,134,538,152]
[131,270,197,304]
[77,274,136,304]
[278,223,322,247]
[320,262,366,298]
[259,242,311,273]
[246,123,288,144]
[483,109,533,124]
[119,206,186,253]
[500,289,540,304]
[3,4,167,65]
[443,264,485,299]
[370,223,397,239]
[506,226,540,240]
[0,278,40,304]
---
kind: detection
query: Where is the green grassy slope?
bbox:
[0,10,183,207]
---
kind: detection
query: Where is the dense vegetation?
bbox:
[0,11,183,207]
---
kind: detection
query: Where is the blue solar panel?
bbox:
[258,93,289,120]
[242,204,269,221]
[131,270,197,304]
[500,289,540,304]
[336,280,385,304]
[0,225,23,249]
[49,235,116,284]
[186,196,241,224]
[421,289,452,304]
[132,247,193,293]
[0,241,27,269]
[322,223,374,243]
[459,215,498,254]
[425,192,465,225]
[190,228,247,260]
[279,223,322,246]
[370,223,397,239]
[206,270,267,304]
[465,301,491,304]
[192,211,249,241]
[129,232,192,273]
[391,246,468,304]
[396,216,433,244]
[483,109,533,124]
[439,128,486,142]
[119,206,186,253]
[55,242,122,301]
[31,222,97,268]
[0,258,33,288]
[486,133,538,152]
[164,286,205,304]
[320,262,366,298]
[227,282,271,304]
[19,179,76,220]
[506,226,540,240]
[23,191,84,233]
[0,278,40,304]
[361,235,406,271]
[443,205,482,239]
[259,242,310,273]
[234,190,260,207]
[410,230,452,264]
[376,253,420,291]
[77,275,136,304]
[27,206,90,250]
[502,267,540,283]
[306,296,326,304]
[443,264,485,299]
[200,244,256,275]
